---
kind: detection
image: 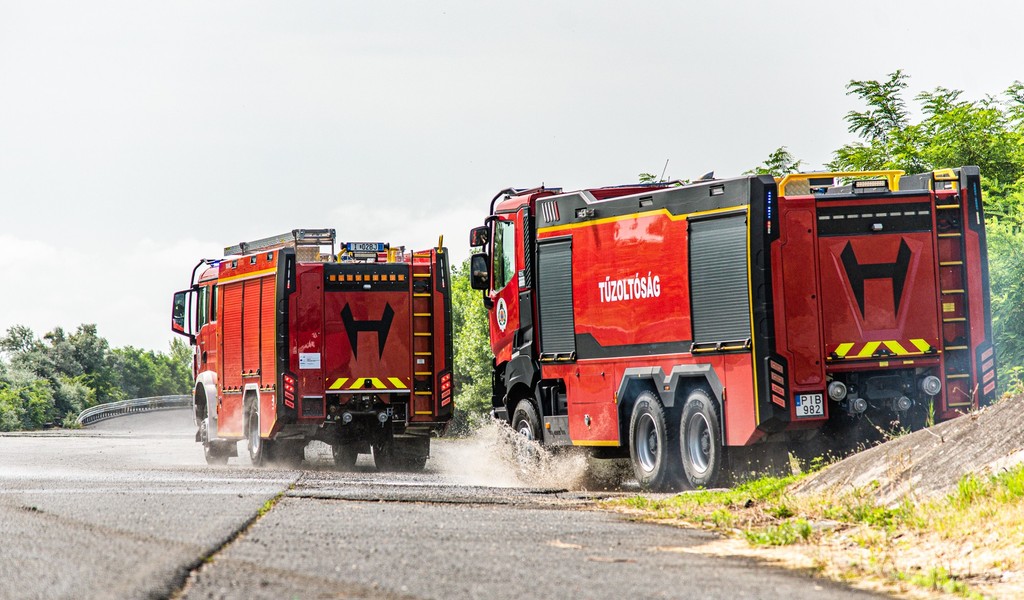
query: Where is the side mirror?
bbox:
[470,253,490,291]
[171,289,196,341]
[469,226,490,248]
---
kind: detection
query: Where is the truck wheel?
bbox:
[628,392,681,492]
[332,444,358,470]
[201,418,229,465]
[511,400,542,441]
[679,389,723,488]
[247,407,269,467]
[372,440,397,472]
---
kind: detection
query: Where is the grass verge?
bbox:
[604,465,1024,599]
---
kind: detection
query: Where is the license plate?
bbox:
[346,242,386,253]
[795,393,824,418]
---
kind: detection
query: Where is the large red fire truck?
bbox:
[469,167,996,490]
[172,229,454,470]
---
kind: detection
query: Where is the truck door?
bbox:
[488,213,522,365]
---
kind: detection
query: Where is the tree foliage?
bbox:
[0,324,192,431]
[751,71,1024,393]
[449,258,494,434]
[745,146,803,177]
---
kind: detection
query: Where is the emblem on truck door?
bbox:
[340,303,394,358]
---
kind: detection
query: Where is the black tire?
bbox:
[628,391,681,491]
[200,418,230,465]
[332,444,359,470]
[678,389,723,489]
[372,439,396,471]
[247,407,270,467]
[511,401,542,442]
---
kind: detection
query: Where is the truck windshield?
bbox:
[492,219,516,292]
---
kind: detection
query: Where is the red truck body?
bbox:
[470,168,995,490]
[173,230,453,469]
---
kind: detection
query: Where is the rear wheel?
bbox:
[247,407,269,466]
[628,392,680,491]
[332,444,359,470]
[679,389,723,488]
[373,436,429,472]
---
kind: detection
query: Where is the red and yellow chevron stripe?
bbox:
[829,339,936,360]
[327,376,410,391]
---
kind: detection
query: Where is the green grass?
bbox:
[744,519,812,546]
[895,567,984,599]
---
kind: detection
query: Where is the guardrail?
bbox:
[77,395,191,426]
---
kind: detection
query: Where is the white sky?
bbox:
[1,0,1022,352]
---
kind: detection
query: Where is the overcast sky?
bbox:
[1,0,1021,352]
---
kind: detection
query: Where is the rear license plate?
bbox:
[795,393,824,418]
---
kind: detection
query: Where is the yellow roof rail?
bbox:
[775,170,905,196]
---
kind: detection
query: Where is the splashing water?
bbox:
[431,420,633,491]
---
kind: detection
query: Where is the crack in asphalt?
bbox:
[166,476,300,600]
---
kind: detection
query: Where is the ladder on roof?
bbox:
[410,249,435,417]
[933,170,973,409]
[225,229,336,257]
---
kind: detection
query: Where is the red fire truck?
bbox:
[469,167,996,490]
[171,229,454,470]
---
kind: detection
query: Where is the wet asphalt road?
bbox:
[0,410,887,600]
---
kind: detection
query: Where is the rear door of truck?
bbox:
[816,187,941,367]
[321,262,413,410]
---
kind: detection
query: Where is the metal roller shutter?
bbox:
[690,215,751,344]
[538,239,575,356]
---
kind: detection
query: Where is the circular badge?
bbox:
[496,297,508,332]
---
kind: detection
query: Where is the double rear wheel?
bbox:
[628,389,724,491]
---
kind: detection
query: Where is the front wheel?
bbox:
[628,392,681,491]
[201,418,230,465]
[678,389,723,488]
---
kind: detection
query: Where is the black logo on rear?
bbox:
[840,239,912,318]
[341,303,394,358]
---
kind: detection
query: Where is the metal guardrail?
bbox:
[77,395,191,426]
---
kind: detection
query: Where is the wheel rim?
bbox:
[686,412,711,474]
[634,413,659,473]
[516,419,535,440]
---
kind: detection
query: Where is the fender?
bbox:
[194,370,219,432]
[242,384,262,439]
[503,354,539,401]
[616,364,725,442]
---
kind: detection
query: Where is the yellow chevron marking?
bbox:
[328,377,348,390]
[388,377,407,388]
[835,342,855,358]
[350,377,386,390]
[855,341,881,358]
[910,339,932,353]
[883,340,910,355]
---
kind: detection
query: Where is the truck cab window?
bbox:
[492,220,516,292]
[210,285,218,322]
[197,286,209,327]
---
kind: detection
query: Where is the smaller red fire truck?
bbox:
[470,167,995,490]
[171,229,453,470]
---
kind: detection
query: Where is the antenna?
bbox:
[659,159,669,182]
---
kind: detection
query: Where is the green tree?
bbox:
[746,146,803,177]
[449,258,494,433]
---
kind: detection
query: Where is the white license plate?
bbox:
[795,393,824,418]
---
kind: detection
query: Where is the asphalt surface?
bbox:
[0,410,889,600]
